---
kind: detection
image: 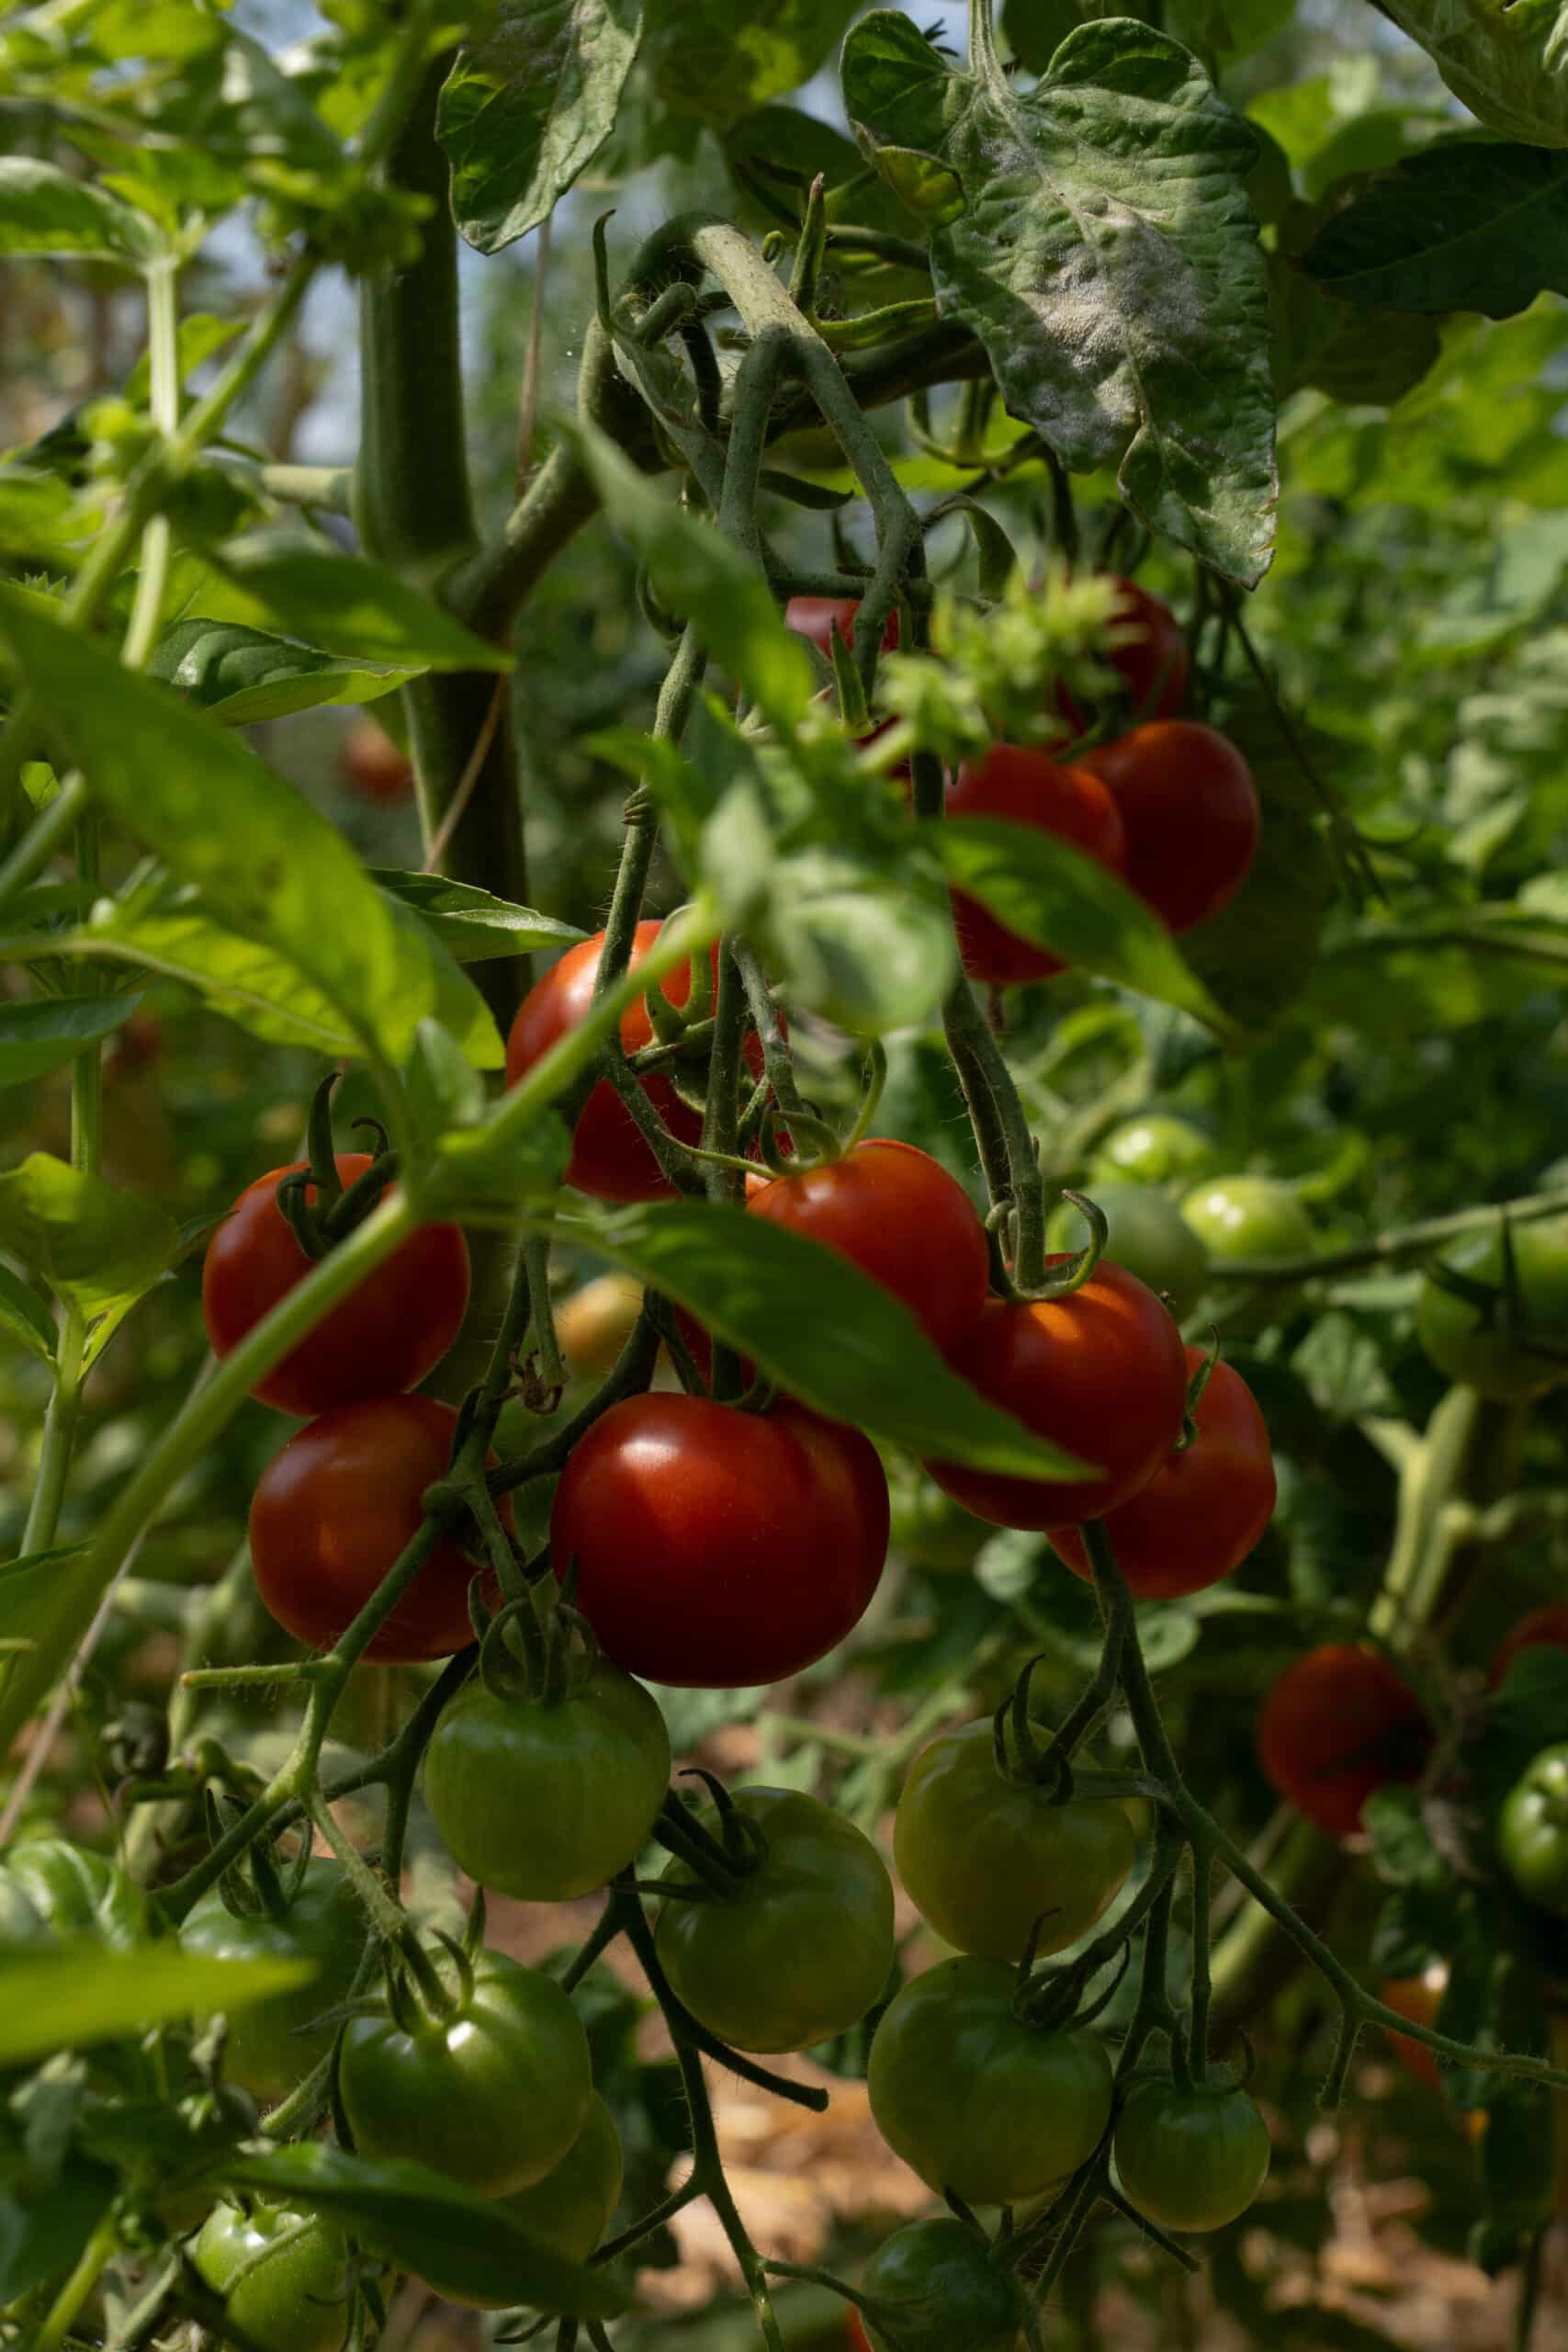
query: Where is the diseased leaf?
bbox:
[0,158,157,264]
[1299,141,1568,320]
[841,11,1277,584]
[148,617,418,725]
[438,0,644,255]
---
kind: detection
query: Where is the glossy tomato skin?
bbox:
[1256,1645,1431,1838]
[924,1260,1188,1531]
[858,2219,1029,2352]
[747,1141,989,1353]
[179,1862,365,2100]
[784,597,898,657]
[1111,2079,1271,2232]
[249,1396,505,1663]
[550,1395,889,1687]
[1060,578,1189,730]
[1045,1182,1210,1320]
[504,2093,623,2263]
[1498,1747,1568,1917]
[1050,1350,1275,1600]
[1490,1603,1568,1689]
[1091,1113,1219,1191]
[943,744,1127,984]
[1179,1176,1317,1264]
[656,1787,895,2052]
[504,922,763,1204]
[894,1719,1135,1962]
[868,1956,1112,2203]
[202,1154,469,1419]
[0,1839,150,1949]
[1081,722,1259,934]
[193,2203,349,2352]
[339,1950,591,2197]
[1417,1216,1568,1402]
[423,1659,671,1901]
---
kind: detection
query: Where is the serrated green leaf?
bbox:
[0,1950,314,2067]
[438,0,644,256]
[934,816,1239,1038]
[1299,141,1568,320]
[148,617,419,725]
[223,2144,627,2316]
[0,587,435,1069]
[560,1198,1093,1482]
[0,158,157,264]
[0,995,140,1087]
[203,531,512,674]
[0,1154,177,1322]
[841,11,1276,584]
[372,871,587,964]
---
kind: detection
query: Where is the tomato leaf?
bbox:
[148,617,420,725]
[437,0,644,256]
[1364,0,1568,150]
[560,1199,1093,1482]
[220,2144,629,2318]
[0,994,141,1086]
[933,817,1239,1040]
[0,1950,316,2067]
[1179,799,1337,1037]
[0,1154,177,1323]
[0,587,444,1069]
[840,11,1276,585]
[750,846,959,1036]
[0,158,158,265]
[202,530,512,674]
[0,1264,55,1364]
[644,0,861,128]
[373,870,587,964]
[73,899,363,1057]
[1298,141,1568,321]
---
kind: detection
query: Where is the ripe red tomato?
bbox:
[746,1141,989,1353]
[1256,1645,1432,1838]
[202,1154,470,1419]
[1059,576,1189,729]
[550,1395,889,1686]
[1049,1349,1275,1598]
[1381,1962,1449,2091]
[1490,1602,1568,1689]
[784,597,898,657]
[923,1259,1188,1530]
[1080,722,1259,934]
[943,744,1127,984]
[339,717,413,803]
[249,1396,504,1662]
[505,921,764,1204]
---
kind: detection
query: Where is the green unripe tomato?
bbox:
[423,1658,671,1900]
[339,1949,591,2197]
[193,2202,349,2352]
[1090,1114,1219,1190]
[894,1719,1136,1962]
[1111,2077,1271,2232]
[0,1839,150,1948]
[859,2218,1029,2352]
[1417,1217,1568,1401]
[867,1956,1113,2203]
[505,2092,623,2262]
[1047,1182,1211,1320]
[656,1786,895,2053]
[1179,1175,1317,1333]
[178,1861,365,2101]
[1498,1745,1568,1917]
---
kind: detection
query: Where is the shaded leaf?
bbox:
[646,0,860,126]
[759,848,959,1035]
[1300,141,1568,319]
[0,995,140,1087]
[76,899,362,1057]
[0,1265,55,1363]
[0,158,156,264]
[203,532,512,673]
[0,1950,315,2067]
[373,871,586,965]
[1180,797,1337,1035]
[148,617,418,725]
[0,1154,177,1322]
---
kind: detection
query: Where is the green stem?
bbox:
[1209,1183,1568,1288]
[21,1303,85,1559]
[944,979,1044,1285]
[261,463,354,513]
[33,2208,118,2352]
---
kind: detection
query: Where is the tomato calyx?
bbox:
[473,1580,602,1711]
[1023,1189,1107,1303]
[992,1653,1078,1802]
[649,1769,768,1901]
[274,1075,399,1264]
[378,1925,481,2039]
[1173,1330,1222,1455]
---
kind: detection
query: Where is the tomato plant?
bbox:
[1044,1182,1211,1319]
[943,744,1126,983]
[1111,2078,1271,2233]
[1081,722,1259,934]
[1256,1646,1433,1838]
[1049,1350,1275,1600]
[856,2218,1029,2352]
[1418,1216,1568,1401]
[550,1394,889,1687]
[192,2203,350,2352]
[178,1860,366,2101]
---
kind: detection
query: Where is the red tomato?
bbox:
[846,2314,874,2352]
[1080,722,1259,935]
[340,718,414,803]
[747,1141,989,1353]
[249,1396,504,1662]
[1489,1602,1568,1689]
[1256,1645,1432,1838]
[923,1259,1188,1530]
[202,1154,470,1419]
[504,922,764,1204]
[550,1395,889,1687]
[784,598,898,658]
[1381,1962,1448,2091]
[1049,1349,1275,1598]
[943,745,1127,985]
[1059,577,1189,730]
